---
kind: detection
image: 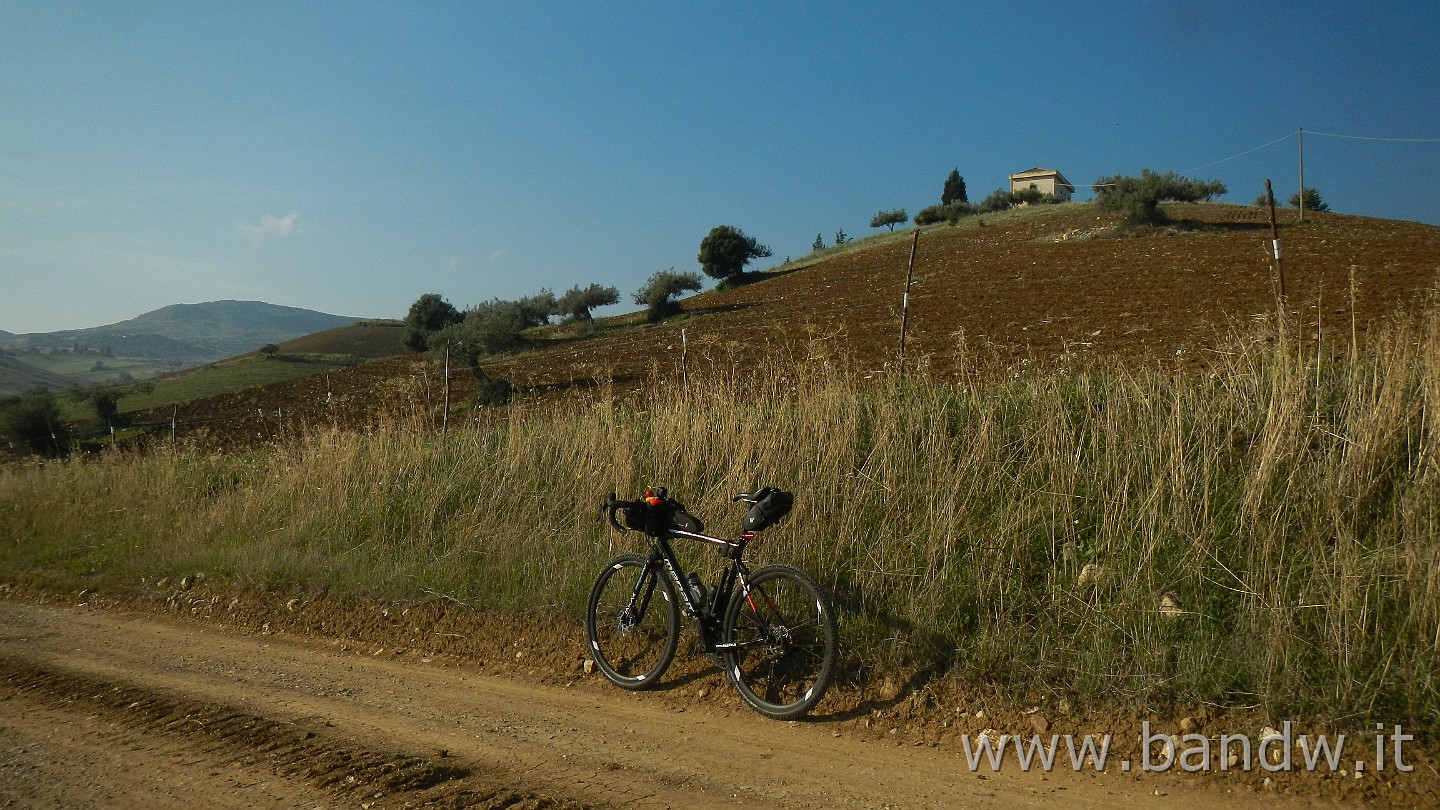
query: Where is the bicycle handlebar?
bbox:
[606,487,779,534]
[603,492,636,533]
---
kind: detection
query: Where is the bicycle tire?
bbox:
[722,564,838,719]
[585,553,680,690]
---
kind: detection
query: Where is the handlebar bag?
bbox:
[622,504,650,532]
[742,490,794,533]
[624,498,706,536]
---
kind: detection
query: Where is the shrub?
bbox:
[915,202,976,226]
[0,389,68,456]
[1289,187,1331,213]
[472,375,513,407]
[72,386,124,429]
[1093,169,1227,225]
[634,269,702,323]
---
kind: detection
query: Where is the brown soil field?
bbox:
[125,203,1440,450]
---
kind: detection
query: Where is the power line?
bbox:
[1304,130,1440,143]
[1183,132,1298,173]
[1086,126,1440,189]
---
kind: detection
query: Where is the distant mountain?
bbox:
[2,301,364,367]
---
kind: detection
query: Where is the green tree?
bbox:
[1289,187,1331,213]
[1092,169,1227,225]
[941,169,968,205]
[72,386,124,429]
[554,283,620,322]
[402,293,463,352]
[428,320,513,407]
[698,226,772,281]
[634,268,703,323]
[812,233,825,252]
[0,389,67,456]
[423,289,556,406]
[869,209,908,231]
[434,296,547,360]
[516,289,556,326]
[834,228,848,245]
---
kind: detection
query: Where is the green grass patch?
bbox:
[118,354,365,413]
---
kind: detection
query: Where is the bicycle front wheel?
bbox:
[585,553,680,690]
[723,564,838,719]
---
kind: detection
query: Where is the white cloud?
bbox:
[239,212,298,238]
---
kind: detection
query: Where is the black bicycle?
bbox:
[586,487,839,720]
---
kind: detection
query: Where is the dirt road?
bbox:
[0,598,1365,808]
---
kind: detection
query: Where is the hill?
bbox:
[0,301,365,394]
[486,202,1440,387]
[0,354,78,395]
[113,203,1440,448]
[277,319,406,359]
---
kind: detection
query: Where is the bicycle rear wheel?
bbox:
[585,553,680,689]
[723,564,838,719]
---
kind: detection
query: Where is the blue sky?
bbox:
[3,1,1438,333]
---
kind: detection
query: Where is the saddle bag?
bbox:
[742,489,794,533]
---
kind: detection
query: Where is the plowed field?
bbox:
[129,203,1440,451]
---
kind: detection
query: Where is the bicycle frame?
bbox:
[629,527,761,655]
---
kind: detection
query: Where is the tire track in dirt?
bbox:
[0,657,580,809]
[0,598,1349,809]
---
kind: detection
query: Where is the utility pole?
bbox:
[897,229,921,381]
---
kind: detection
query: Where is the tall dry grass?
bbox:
[2,313,1437,729]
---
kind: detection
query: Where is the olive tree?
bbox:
[1092,169,1227,225]
[698,226,772,281]
[870,209,908,231]
[634,269,702,323]
[554,283,620,322]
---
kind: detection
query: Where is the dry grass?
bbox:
[2,312,1438,730]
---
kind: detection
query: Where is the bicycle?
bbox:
[586,487,839,720]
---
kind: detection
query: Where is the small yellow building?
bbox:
[1008,168,1075,202]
